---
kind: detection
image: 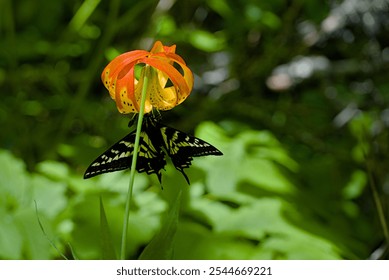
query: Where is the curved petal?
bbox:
[101,41,193,114]
[150,41,176,55]
[150,41,164,53]
[148,54,193,90]
[101,50,148,89]
[140,57,190,95]
[148,68,178,110]
[114,66,140,113]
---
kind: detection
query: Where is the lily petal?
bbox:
[101,41,193,114]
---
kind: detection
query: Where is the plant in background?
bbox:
[84,41,222,259]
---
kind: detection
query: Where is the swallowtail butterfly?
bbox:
[84,114,222,184]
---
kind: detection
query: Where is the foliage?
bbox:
[1,0,389,259]
[0,122,371,259]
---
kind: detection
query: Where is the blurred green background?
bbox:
[1,0,389,260]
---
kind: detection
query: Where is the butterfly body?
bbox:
[84,115,222,184]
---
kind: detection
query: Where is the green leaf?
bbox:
[35,201,68,260]
[0,208,23,259]
[14,209,56,259]
[173,222,254,259]
[155,15,177,36]
[186,196,343,259]
[0,150,28,205]
[0,150,68,259]
[69,0,101,32]
[139,190,182,260]
[342,170,367,199]
[67,243,79,260]
[70,195,102,259]
[100,197,117,260]
[35,160,70,181]
[31,174,67,219]
[194,123,296,195]
[207,0,233,18]
[252,234,342,260]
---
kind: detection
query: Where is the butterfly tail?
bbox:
[176,167,190,185]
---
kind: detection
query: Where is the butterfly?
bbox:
[84,114,223,184]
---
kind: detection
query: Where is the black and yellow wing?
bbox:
[84,114,222,184]
[83,130,166,182]
[158,124,223,184]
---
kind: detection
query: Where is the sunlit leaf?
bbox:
[14,209,56,259]
[31,175,67,219]
[0,150,28,202]
[139,191,182,260]
[35,161,70,181]
[342,170,367,199]
[189,30,225,52]
[173,222,254,259]
[194,122,296,195]
[0,208,23,259]
[100,197,117,260]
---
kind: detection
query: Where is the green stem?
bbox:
[366,161,389,248]
[120,67,150,260]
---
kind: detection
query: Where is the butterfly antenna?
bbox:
[151,109,162,122]
[128,113,138,128]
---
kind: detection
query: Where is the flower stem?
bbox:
[366,160,389,248]
[120,67,150,260]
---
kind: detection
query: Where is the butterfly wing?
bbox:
[159,124,223,184]
[84,131,167,182]
[84,114,222,184]
[136,131,166,182]
[84,133,136,179]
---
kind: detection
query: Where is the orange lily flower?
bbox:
[101,41,194,114]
